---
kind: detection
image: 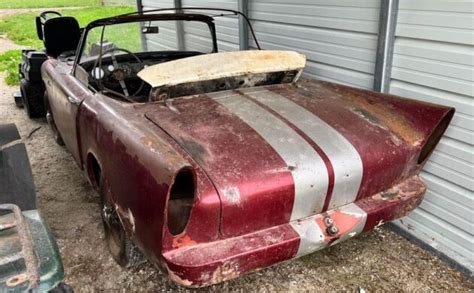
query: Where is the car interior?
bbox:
[37,10,302,104]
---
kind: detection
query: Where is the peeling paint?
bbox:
[347,96,424,146]
[209,261,240,284]
[172,234,197,249]
[167,267,193,287]
[222,186,242,206]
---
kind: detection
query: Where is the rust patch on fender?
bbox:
[207,261,240,285]
[347,95,424,146]
[172,234,197,249]
[373,175,426,203]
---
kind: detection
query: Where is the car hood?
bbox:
[142,80,454,237]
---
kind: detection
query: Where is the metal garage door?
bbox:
[390,0,473,273]
[141,0,240,51]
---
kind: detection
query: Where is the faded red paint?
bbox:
[42,55,453,287]
[143,82,453,238]
[163,175,427,287]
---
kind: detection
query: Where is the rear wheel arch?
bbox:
[98,172,145,268]
[86,152,102,191]
[44,90,65,146]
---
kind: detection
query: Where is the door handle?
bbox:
[67,96,81,105]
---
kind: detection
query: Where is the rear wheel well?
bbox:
[87,153,101,190]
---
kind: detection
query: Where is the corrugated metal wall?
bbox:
[247,0,380,89]
[142,0,381,89]
[390,0,473,272]
[138,0,473,272]
[142,0,240,51]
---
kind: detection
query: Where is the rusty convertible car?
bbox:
[17,8,454,287]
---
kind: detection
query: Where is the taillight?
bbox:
[167,168,195,235]
[418,109,455,164]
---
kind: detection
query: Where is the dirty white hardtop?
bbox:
[138,50,306,100]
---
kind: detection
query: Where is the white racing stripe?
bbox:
[209,91,329,220]
[240,88,363,210]
[290,203,367,257]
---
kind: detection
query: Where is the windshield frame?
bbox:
[73,13,218,73]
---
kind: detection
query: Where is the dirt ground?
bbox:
[0,30,473,292]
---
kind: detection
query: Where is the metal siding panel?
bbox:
[399,0,474,13]
[398,10,474,30]
[420,193,472,233]
[142,0,173,6]
[181,0,239,51]
[423,189,472,224]
[392,55,473,82]
[394,38,474,66]
[249,0,380,8]
[303,61,374,89]
[396,24,474,45]
[403,208,474,256]
[429,150,473,178]
[248,0,379,89]
[391,67,473,97]
[423,161,473,191]
[144,1,240,51]
[254,32,375,74]
[422,172,472,208]
[391,2,473,272]
[251,21,378,49]
[389,80,473,116]
[436,138,473,164]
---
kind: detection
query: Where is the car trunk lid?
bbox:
[142,81,453,237]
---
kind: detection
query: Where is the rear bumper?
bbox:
[163,175,426,287]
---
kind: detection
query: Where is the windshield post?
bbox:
[72,30,86,75]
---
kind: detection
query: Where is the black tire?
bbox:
[44,91,65,146]
[99,177,145,268]
[20,79,45,118]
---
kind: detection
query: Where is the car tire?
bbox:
[44,91,65,146]
[99,176,145,268]
[20,79,45,118]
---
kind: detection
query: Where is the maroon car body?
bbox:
[38,10,454,287]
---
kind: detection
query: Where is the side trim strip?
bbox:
[241,88,363,210]
[209,91,329,221]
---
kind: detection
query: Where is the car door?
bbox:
[45,61,90,165]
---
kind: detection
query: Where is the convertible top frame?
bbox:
[73,13,219,74]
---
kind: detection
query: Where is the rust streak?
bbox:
[347,95,424,146]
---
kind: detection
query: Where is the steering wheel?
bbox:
[93,47,145,102]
